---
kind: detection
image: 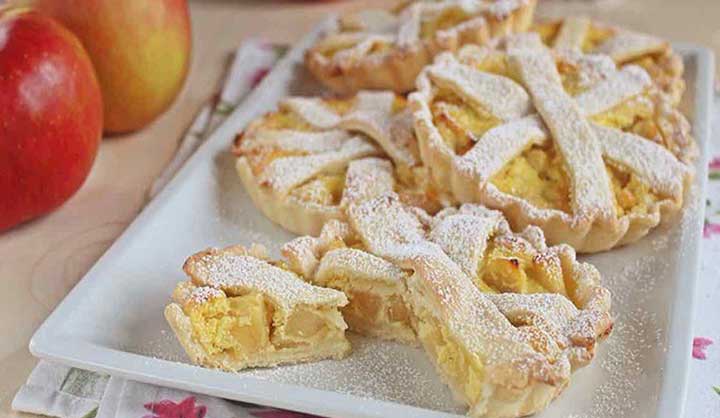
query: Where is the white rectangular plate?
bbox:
[30,21,714,418]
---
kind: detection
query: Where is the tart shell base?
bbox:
[305,0,537,95]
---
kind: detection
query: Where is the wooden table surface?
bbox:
[1,1,718,416]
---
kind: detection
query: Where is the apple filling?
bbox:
[187,292,271,358]
[395,165,446,215]
[591,95,655,131]
[490,146,661,220]
[273,305,346,349]
[414,305,485,405]
[343,287,413,336]
[290,174,346,206]
[185,291,344,360]
[443,54,666,220]
[317,275,415,342]
[475,237,567,296]
[420,7,471,40]
[431,90,500,156]
[312,248,416,343]
[490,144,571,213]
[534,20,681,97]
[606,164,660,217]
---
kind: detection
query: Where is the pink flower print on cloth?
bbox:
[144,396,207,418]
[692,337,714,360]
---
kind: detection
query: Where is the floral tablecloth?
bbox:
[12,40,720,418]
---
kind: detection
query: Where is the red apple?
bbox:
[24,0,192,134]
[0,7,103,231]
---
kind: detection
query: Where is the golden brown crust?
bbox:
[305,0,537,94]
[235,158,345,236]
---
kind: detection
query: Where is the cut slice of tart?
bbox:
[165,245,351,371]
[345,194,613,417]
[305,0,537,94]
[232,90,449,236]
[410,34,694,252]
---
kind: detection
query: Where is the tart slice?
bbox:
[165,245,351,371]
[410,34,694,252]
[232,90,448,236]
[345,194,612,417]
[305,0,536,94]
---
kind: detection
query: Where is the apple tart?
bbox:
[305,0,537,94]
[167,194,612,416]
[281,192,613,415]
[343,194,612,417]
[165,244,351,371]
[533,16,685,104]
[410,34,695,252]
[232,90,448,236]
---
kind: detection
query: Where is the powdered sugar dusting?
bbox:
[185,249,347,310]
[410,39,694,251]
[244,334,461,412]
[428,57,532,121]
[575,65,651,116]
[237,91,432,219]
[340,158,395,209]
[346,194,612,406]
[563,247,670,418]
[187,286,224,304]
[259,136,379,195]
[595,30,667,63]
[319,0,528,59]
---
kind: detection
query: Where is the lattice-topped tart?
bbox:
[305,0,536,94]
[410,34,695,252]
[282,193,612,417]
[166,193,612,416]
[232,91,449,236]
[165,245,351,371]
[533,16,685,104]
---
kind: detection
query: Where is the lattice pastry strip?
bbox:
[305,0,537,94]
[234,91,442,236]
[258,136,378,196]
[533,16,685,104]
[456,63,683,190]
[410,38,695,252]
[426,58,532,120]
[339,157,396,210]
[509,46,616,223]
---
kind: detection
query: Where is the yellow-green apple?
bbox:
[0,7,103,231]
[23,0,192,133]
